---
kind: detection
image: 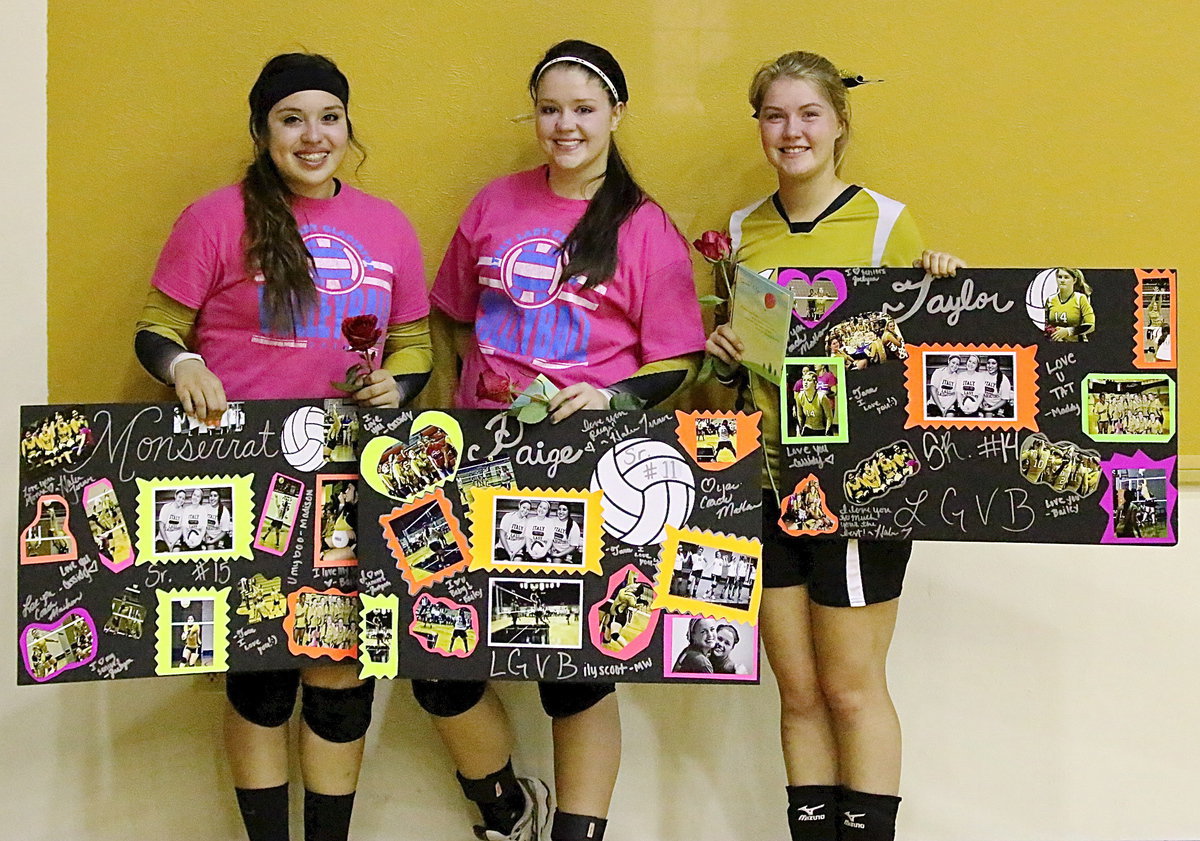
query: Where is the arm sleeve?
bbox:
[134,288,199,383]
[881,206,926,268]
[608,354,701,407]
[1077,294,1096,336]
[382,318,433,405]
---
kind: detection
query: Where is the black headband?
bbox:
[250,64,350,117]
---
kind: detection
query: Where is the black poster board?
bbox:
[774,267,1177,545]
[17,402,764,686]
[355,408,763,684]
[17,399,361,684]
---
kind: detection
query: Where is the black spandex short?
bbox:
[761,490,910,607]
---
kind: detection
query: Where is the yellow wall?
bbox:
[49,0,1195,450]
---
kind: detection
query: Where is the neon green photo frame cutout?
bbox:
[467,486,604,576]
[359,594,399,680]
[135,475,254,564]
[154,587,231,675]
[1081,374,1175,444]
[779,357,849,445]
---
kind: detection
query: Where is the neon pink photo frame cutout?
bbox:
[587,564,660,661]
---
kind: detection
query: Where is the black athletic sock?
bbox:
[303,790,355,841]
[457,759,525,835]
[551,810,607,841]
[838,787,901,841]
[234,784,289,841]
[785,784,839,841]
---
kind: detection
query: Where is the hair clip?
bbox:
[841,75,883,89]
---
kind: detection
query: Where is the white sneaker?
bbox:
[473,777,553,841]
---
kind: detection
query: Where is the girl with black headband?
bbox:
[422,40,705,841]
[134,53,431,841]
[705,51,965,841]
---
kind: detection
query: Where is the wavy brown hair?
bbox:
[242,53,360,332]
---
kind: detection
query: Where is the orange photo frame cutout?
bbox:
[379,488,473,594]
[674,410,761,472]
[779,475,839,537]
[902,343,1039,431]
[1133,269,1176,370]
[20,494,79,565]
[283,587,359,661]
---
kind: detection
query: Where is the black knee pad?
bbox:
[226,669,300,728]
[538,681,616,718]
[411,679,487,718]
[301,680,376,743]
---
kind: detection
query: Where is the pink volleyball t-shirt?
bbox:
[152,183,428,400]
[431,167,706,409]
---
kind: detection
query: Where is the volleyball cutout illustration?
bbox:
[590,438,695,545]
[281,406,327,472]
[1025,269,1058,331]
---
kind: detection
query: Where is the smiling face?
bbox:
[534,65,623,191]
[265,89,348,199]
[536,501,550,518]
[757,76,843,185]
[688,617,718,650]
[965,355,979,371]
[713,626,737,658]
[557,505,569,520]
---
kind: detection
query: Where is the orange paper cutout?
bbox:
[380,489,473,594]
[902,343,1039,432]
[674,411,762,471]
[1133,269,1176,370]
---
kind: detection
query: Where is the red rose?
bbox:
[692,229,733,262]
[342,315,382,352]
[476,369,514,403]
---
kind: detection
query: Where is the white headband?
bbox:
[533,56,623,103]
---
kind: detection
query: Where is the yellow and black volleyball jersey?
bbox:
[729,186,924,487]
[793,388,832,431]
[1044,291,1094,341]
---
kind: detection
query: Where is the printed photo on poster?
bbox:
[1018,434,1102,497]
[135,475,253,564]
[20,408,95,473]
[315,475,358,567]
[1024,268,1096,342]
[254,473,304,556]
[154,587,230,676]
[591,566,658,657]
[284,588,358,660]
[488,579,583,649]
[826,311,908,369]
[21,609,97,682]
[1082,375,1175,443]
[780,357,847,444]
[1134,269,1175,367]
[456,457,516,510]
[903,344,1038,431]
[663,614,757,681]
[1111,468,1169,540]
[19,495,77,564]
[380,489,472,593]
[410,594,478,658]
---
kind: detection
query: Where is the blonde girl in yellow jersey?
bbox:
[705,51,965,841]
[1044,267,1095,342]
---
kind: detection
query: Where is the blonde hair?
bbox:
[749,51,851,167]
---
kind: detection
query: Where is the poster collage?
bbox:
[764,267,1178,544]
[16,400,763,685]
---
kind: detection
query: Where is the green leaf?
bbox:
[694,355,716,385]
[697,295,726,307]
[516,402,550,424]
[329,379,358,393]
[608,391,648,411]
